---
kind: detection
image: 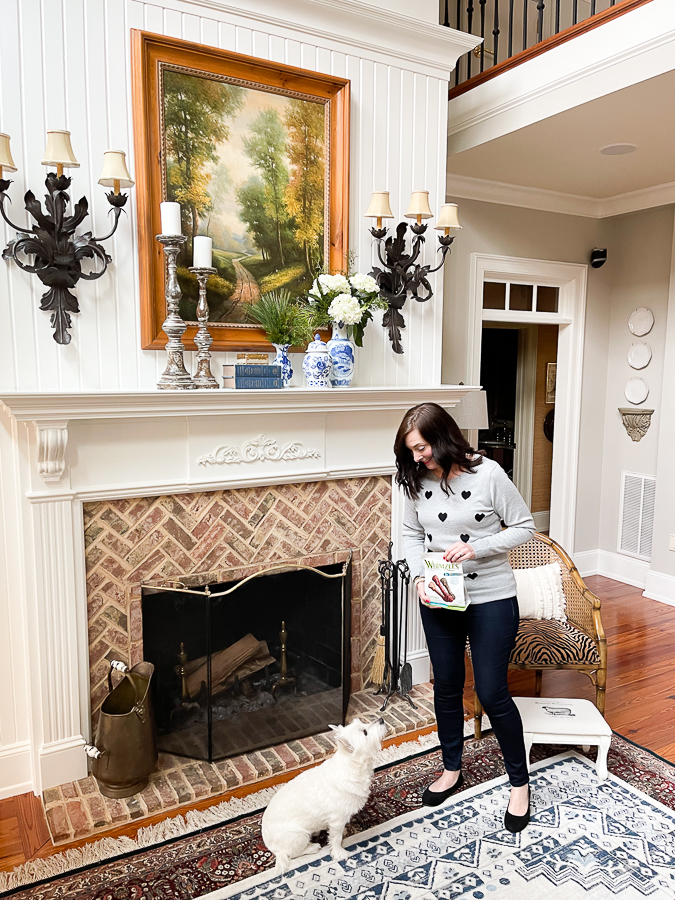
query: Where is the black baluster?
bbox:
[455,0,462,85]
[508,0,515,57]
[493,0,500,65]
[523,0,528,52]
[467,0,474,79]
[537,0,545,43]
[573,0,578,25]
[479,0,486,72]
[555,0,561,33]
[590,0,596,15]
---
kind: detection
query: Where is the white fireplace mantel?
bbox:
[0,385,478,796]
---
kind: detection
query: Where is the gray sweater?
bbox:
[402,457,536,605]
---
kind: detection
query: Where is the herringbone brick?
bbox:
[85,478,391,729]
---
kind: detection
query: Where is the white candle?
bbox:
[160,201,182,236]
[193,235,213,268]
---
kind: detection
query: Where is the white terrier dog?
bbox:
[262,717,388,873]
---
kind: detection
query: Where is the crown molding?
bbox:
[446,172,675,219]
[168,0,480,79]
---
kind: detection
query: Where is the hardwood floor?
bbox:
[2,574,674,874]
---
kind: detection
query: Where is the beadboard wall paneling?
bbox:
[0,0,451,392]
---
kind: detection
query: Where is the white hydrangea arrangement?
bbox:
[305,271,386,346]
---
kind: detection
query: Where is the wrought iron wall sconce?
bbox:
[0,130,134,344]
[365,191,461,354]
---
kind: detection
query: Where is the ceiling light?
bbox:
[600,143,637,156]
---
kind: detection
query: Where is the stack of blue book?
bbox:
[222,364,283,389]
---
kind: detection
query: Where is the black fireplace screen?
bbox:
[141,558,351,761]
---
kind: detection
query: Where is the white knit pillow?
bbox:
[513,562,566,620]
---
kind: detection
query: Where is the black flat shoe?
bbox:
[422,772,464,807]
[504,786,530,833]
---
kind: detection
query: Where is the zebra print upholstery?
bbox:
[510,618,601,667]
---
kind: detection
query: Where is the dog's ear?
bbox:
[328,724,341,732]
[337,734,355,754]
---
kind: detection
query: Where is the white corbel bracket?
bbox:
[35,420,69,482]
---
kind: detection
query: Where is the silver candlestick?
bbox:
[188,265,219,389]
[156,234,195,390]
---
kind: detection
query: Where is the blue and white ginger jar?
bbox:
[327,321,356,388]
[303,333,333,389]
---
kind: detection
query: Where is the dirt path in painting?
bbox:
[229,258,260,316]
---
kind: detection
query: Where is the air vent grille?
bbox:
[619,471,656,560]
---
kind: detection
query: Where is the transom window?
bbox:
[483,281,559,314]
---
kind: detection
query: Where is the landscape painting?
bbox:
[132,32,349,351]
[162,69,328,325]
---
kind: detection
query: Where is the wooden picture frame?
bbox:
[131,30,350,351]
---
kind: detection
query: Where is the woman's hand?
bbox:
[443,542,476,564]
[415,578,432,603]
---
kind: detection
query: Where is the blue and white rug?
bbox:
[206,753,675,900]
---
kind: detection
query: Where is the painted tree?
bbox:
[237,176,277,261]
[164,72,244,243]
[284,99,325,276]
[241,108,292,267]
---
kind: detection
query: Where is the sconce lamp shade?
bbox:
[434,203,462,232]
[41,130,80,168]
[364,191,394,219]
[0,133,17,173]
[451,390,489,430]
[405,190,433,220]
[98,150,135,189]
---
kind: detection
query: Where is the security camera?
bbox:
[590,248,607,268]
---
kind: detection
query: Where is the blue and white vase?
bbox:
[327,321,356,388]
[272,343,293,387]
[303,333,333,389]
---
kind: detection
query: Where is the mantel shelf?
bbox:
[0,386,480,422]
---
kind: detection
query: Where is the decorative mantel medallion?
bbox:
[197,434,321,466]
[618,408,654,443]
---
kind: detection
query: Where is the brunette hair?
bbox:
[394,402,482,499]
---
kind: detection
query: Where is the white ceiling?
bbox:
[447,69,675,199]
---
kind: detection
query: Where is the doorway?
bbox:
[478,323,559,532]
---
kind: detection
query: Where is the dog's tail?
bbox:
[273,853,291,875]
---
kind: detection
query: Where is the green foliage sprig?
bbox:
[245,290,312,347]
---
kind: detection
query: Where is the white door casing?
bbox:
[467,254,588,552]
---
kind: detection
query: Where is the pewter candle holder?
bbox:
[156,234,195,390]
[188,265,219,389]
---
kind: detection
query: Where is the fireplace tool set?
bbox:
[374,543,418,711]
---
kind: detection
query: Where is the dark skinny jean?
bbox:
[419,595,529,787]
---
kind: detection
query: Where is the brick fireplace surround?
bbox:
[30,475,439,845]
[85,476,391,730]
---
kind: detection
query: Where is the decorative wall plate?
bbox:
[624,377,649,405]
[628,307,654,336]
[627,341,652,370]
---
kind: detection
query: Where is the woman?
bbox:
[395,402,535,833]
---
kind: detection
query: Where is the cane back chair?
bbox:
[472,533,607,739]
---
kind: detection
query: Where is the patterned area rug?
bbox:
[211,752,675,899]
[3,734,675,900]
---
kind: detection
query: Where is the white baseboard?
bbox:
[39,735,87,792]
[533,510,550,533]
[573,549,650,589]
[0,741,33,800]
[644,570,675,607]
[407,649,431,686]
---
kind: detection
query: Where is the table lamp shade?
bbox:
[405,190,433,220]
[98,150,134,189]
[0,133,17,173]
[41,130,80,168]
[365,191,394,219]
[434,203,462,231]
[451,390,489,430]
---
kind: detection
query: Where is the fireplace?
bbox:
[142,558,351,761]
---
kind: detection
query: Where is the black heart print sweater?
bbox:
[402,456,535,605]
